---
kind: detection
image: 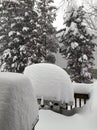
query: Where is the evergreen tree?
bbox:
[0,0,43,73]
[60,6,96,83]
[36,0,58,61]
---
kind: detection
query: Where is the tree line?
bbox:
[0,0,58,73]
[0,0,96,83]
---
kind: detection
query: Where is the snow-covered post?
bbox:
[0,72,39,130]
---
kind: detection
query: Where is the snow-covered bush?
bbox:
[0,72,38,130]
[24,63,74,106]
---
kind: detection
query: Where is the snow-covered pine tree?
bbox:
[0,0,44,73]
[36,0,58,61]
[60,6,96,83]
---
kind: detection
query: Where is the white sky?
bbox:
[53,0,64,30]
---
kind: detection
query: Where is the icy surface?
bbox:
[0,72,38,130]
[24,63,74,105]
[35,81,97,130]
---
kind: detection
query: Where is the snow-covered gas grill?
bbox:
[24,63,74,110]
[0,72,39,130]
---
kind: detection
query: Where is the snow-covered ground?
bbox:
[24,63,74,105]
[0,64,96,130]
[35,108,97,130]
[35,81,97,130]
[0,72,39,130]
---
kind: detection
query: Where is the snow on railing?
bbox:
[38,93,89,110]
[37,90,90,116]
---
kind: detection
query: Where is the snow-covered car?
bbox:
[24,63,74,107]
[0,72,39,130]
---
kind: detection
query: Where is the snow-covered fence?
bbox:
[24,63,74,109]
[0,72,39,130]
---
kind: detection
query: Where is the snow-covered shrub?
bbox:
[24,63,74,106]
[0,72,38,130]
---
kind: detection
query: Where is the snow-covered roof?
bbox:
[24,63,74,105]
[0,72,39,130]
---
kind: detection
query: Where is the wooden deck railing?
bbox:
[38,93,89,112]
[74,93,89,108]
[63,93,89,111]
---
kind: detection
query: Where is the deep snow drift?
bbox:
[24,63,74,105]
[35,108,97,130]
[0,72,39,130]
[35,81,97,130]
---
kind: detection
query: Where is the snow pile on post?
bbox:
[24,63,74,105]
[0,72,39,130]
